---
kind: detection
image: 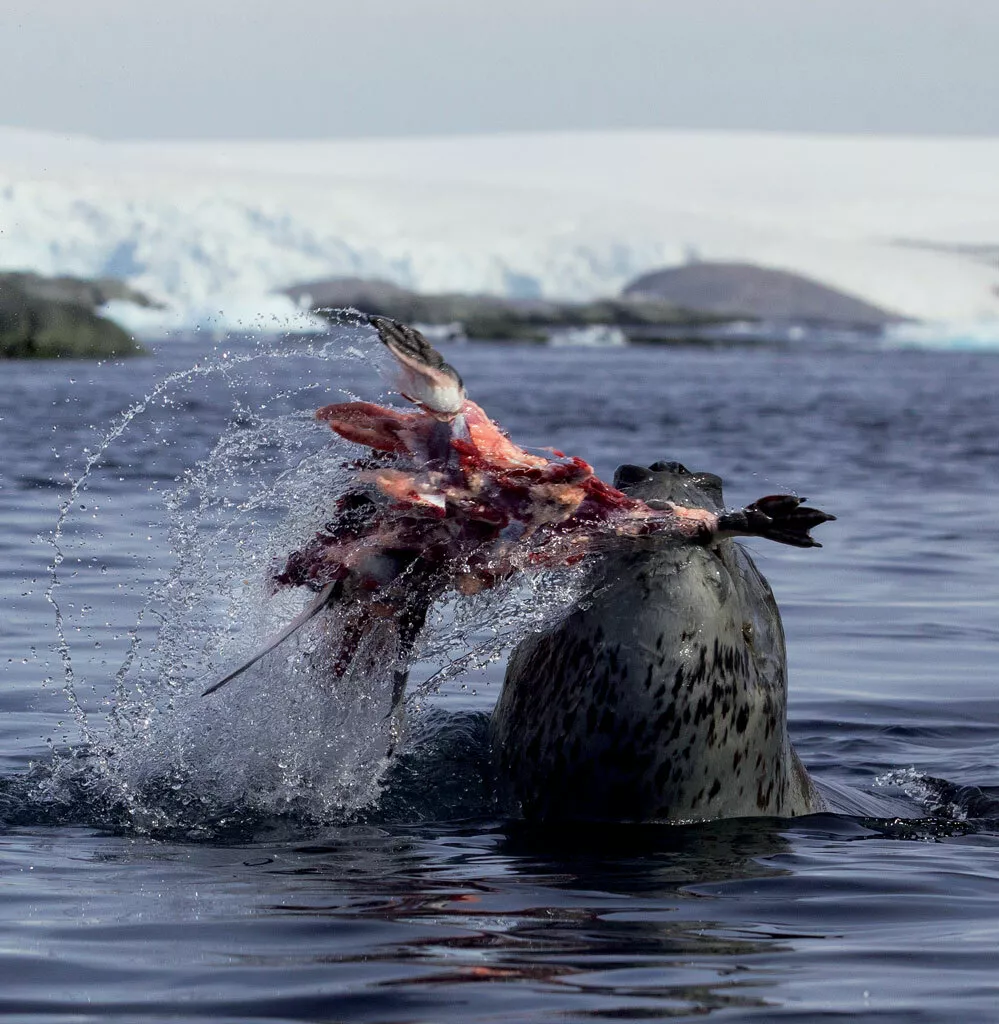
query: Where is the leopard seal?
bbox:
[491,459,828,823]
[200,318,834,817]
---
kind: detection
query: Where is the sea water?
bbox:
[0,334,997,1021]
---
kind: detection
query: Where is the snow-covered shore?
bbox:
[1,126,998,332]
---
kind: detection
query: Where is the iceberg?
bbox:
[2,127,998,333]
[548,325,628,347]
[884,319,999,351]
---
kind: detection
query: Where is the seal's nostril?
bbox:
[649,460,689,475]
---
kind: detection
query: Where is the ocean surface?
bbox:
[1,334,998,1022]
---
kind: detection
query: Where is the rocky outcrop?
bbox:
[2,271,159,312]
[623,262,904,327]
[0,272,146,359]
[284,278,723,342]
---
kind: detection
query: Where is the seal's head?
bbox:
[613,460,725,513]
[491,455,828,823]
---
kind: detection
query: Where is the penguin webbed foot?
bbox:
[719,495,836,549]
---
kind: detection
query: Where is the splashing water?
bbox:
[34,325,588,834]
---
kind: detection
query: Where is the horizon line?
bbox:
[4,123,999,147]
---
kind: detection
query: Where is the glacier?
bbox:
[1,126,998,333]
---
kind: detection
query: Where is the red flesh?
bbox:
[275,397,716,674]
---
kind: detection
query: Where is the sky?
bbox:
[1,0,996,140]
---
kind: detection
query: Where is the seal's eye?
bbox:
[649,460,689,475]
[614,464,654,487]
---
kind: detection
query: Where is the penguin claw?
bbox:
[719,495,836,549]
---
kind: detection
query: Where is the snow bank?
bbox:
[1,127,998,331]
[99,294,328,336]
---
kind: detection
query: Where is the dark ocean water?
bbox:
[1,335,998,1022]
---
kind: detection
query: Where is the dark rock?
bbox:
[623,262,904,327]
[284,277,415,313]
[283,277,723,342]
[0,273,145,359]
[4,271,159,311]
